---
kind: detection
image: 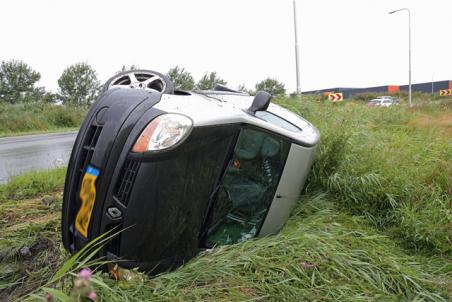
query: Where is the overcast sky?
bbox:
[1,0,451,93]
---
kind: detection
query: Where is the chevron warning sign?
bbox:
[439,89,452,96]
[328,92,343,102]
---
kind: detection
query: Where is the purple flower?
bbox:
[45,292,54,301]
[88,290,97,301]
[79,268,93,280]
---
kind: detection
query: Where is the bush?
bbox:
[0,103,86,135]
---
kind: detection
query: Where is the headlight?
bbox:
[132,114,193,153]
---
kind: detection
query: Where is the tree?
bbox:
[0,60,42,103]
[237,83,254,95]
[58,63,100,106]
[41,92,58,104]
[167,66,195,90]
[116,64,139,74]
[196,72,227,90]
[255,78,286,96]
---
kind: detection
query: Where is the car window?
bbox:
[255,111,302,133]
[204,128,290,246]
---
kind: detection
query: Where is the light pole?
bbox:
[389,8,412,107]
[431,72,434,95]
[293,0,301,96]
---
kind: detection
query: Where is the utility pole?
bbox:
[293,0,301,96]
[431,72,434,95]
[389,8,412,107]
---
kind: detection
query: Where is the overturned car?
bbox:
[62,69,319,274]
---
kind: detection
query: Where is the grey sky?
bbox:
[1,0,451,93]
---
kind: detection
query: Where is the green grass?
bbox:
[0,95,451,301]
[278,96,452,255]
[0,170,66,300]
[0,103,85,137]
[0,167,67,202]
[15,194,451,302]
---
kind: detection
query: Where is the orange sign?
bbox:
[439,89,452,96]
[328,92,344,102]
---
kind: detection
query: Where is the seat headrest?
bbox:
[235,130,265,160]
[261,137,280,158]
[235,130,280,160]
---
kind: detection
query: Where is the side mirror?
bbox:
[247,91,272,115]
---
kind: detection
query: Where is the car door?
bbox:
[200,127,290,247]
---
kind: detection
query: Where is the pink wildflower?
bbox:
[45,292,54,301]
[88,290,97,301]
[79,268,93,280]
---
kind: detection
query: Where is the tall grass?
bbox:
[278,96,452,255]
[0,103,85,136]
[27,194,451,301]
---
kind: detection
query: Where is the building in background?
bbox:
[304,80,452,99]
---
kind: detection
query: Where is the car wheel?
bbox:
[101,69,174,94]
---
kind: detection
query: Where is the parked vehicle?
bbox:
[368,96,400,107]
[61,69,320,274]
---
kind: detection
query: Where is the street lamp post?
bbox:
[431,72,434,95]
[293,0,301,96]
[389,8,412,107]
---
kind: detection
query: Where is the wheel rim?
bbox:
[107,71,167,92]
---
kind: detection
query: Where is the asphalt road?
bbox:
[0,132,77,184]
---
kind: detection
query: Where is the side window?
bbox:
[205,128,290,246]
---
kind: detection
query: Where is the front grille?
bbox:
[79,125,103,175]
[69,123,103,242]
[114,159,140,207]
[75,124,103,195]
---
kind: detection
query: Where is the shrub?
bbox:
[0,103,86,135]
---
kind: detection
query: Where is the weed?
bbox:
[0,103,85,137]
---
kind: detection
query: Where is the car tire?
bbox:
[101,69,174,94]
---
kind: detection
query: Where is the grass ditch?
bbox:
[10,193,450,301]
[0,168,67,301]
[278,97,452,255]
[0,96,451,301]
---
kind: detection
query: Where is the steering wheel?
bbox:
[102,69,174,94]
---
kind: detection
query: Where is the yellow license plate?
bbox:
[75,165,100,238]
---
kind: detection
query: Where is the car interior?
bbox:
[206,128,288,246]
